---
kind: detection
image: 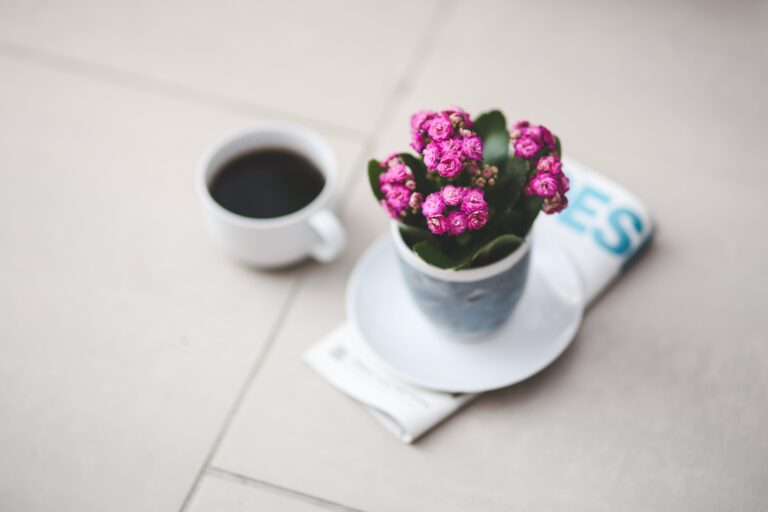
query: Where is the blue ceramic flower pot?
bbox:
[391,223,532,338]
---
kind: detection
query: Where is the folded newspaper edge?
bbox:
[304,159,654,443]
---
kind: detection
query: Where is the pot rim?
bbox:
[390,221,531,283]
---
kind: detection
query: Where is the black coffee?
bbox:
[210,148,325,218]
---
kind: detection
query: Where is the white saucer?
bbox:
[346,229,585,393]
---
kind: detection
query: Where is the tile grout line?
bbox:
[206,466,366,512]
[0,29,370,512]
[0,38,365,142]
[176,274,306,511]
[178,0,455,508]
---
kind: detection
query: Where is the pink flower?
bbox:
[447,211,468,235]
[439,137,462,157]
[421,192,445,217]
[525,154,570,202]
[443,107,472,126]
[524,153,570,213]
[467,210,488,231]
[427,114,453,141]
[526,173,559,198]
[542,192,568,214]
[536,155,563,175]
[384,164,408,183]
[514,121,556,153]
[409,192,423,210]
[523,125,556,151]
[441,185,465,206]
[514,137,540,158]
[524,125,544,140]
[540,126,556,151]
[410,131,425,153]
[423,141,441,170]
[410,110,435,132]
[380,199,399,219]
[514,120,530,130]
[427,215,449,235]
[461,188,487,213]
[386,184,411,211]
[380,152,400,168]
[436,155,463,178]
[461,135,483,160]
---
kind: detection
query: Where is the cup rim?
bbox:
[196,123,337,229]
[390,221,531,282]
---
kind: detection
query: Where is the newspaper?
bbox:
[305,159,654,443]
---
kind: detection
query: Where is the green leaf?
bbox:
[554,136,562,156]
[399,215,427,232]
[517,195,543,236]
[399,152,426,175]
[469,234,524,268]
[473,110,509,167]
[484,132,510,167]
[485,156,528,213]
[474,110,507,136]
[368,160,384,201]
[397,223,431,247]
[494,205,522,232]
[399,152,436,195]
[455,232,471,246]
[413,239,468,269]
[505,156,530,204]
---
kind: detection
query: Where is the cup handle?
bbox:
[308,209,347,263]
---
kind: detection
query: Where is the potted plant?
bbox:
[368,107,570,336]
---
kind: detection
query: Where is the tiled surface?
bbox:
[0,53,362,511]
[0,0,767,511]
[0,0,440,134]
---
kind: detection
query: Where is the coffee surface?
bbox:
[210,148,325,218]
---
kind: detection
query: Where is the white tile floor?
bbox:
[190,470,347,512]
[0,1,767,511]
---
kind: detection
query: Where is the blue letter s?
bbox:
[595,207,643,256]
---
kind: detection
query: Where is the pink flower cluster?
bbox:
[421,185,488,236]
[378,153,423,219]
[510,120,557,159]
[524,155,570,214]
[511,119,569,214]
[410,108,483,179]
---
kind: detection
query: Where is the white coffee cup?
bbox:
[196,124,347,268]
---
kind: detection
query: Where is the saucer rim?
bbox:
[345,231,585,393]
